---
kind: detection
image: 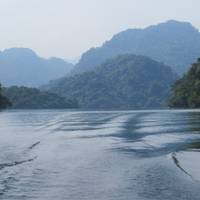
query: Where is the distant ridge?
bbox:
[0,48,73,87]
[73,20,200,75]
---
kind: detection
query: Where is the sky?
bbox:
[0,0,200,60]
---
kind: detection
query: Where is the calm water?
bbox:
[0,110,200,200]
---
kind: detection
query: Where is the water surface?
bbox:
[0,109,200,200]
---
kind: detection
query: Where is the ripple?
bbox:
[0,156,37,171]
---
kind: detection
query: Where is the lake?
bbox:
[0,109,200,200]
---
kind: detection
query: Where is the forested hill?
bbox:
[169,58,200,108]
[45,54,178,109]
[73,20,200,75]
[0,48,73,87]
[3,86,79,109]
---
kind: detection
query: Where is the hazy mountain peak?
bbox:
[74,20,200,75]
[0,48,73,87]
[2,47,38,58]
[155,19,194,27]
[146,20,199,32]
[110,20,198,43]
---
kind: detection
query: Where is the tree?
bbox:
[169,58,200,108]
[0,83,11,109]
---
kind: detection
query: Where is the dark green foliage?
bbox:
[169,58,200,108]
[73,20,200,75]
[46,54,178,109]
[3,86,79,109]
[0,83,11,109]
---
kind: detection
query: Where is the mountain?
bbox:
[0,48,73,87]
[45,54,178,109]
[73,20,200,75]
[169,58,200,108]
[3,86,79,109]
[0,83,11,109]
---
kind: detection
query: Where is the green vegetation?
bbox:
[3,86,78,109]
[0,83,11,109]
[169,58,200,108]
[46,54,178,109]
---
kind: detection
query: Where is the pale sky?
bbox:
[0,0,199,59]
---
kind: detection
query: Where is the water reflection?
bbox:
[0,110,200,200]
[113,111,200,157]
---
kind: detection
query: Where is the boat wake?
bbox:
[0,156,37,171]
